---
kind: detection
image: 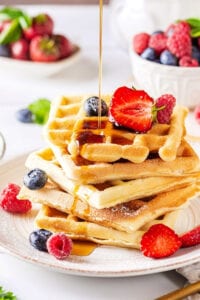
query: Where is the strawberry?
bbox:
[10,38,29,60]
[29,35,60,62]
[141,224,182,258]
[52,34,73,58]
[180,226,200,248]
[23,13,54,40]
[109,86,154,132]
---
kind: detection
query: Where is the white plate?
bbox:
[0,154,200,277]
[0,45,81,77]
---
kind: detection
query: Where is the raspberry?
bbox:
[149,33,167,54]
[155,94,176,124]
[175,21,191,35]
[167,30,192,58]
[194,105,200,124]
[47,233,73,259]
[180,226,200,248]
[141,224,182,258]
[133,33,150,55]
[0,183,32,213]
[165,23,176,37]
[179,56,199,67]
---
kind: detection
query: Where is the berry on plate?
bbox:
[29,229,52,252]
[23,168,48,190]
[23,13,54,40]
[29,35,60,62]
[141,224,182,258]
[84,96,108,116]
[109,86,154,132]
[0,183,32,213]
[180,226,200,248]
[47,233,73,259]
[154,94,176,124]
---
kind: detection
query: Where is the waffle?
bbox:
[24,147,200,209]
[44,95,188,164]
[40,136,200,184]
[35,205,144,249]
[18,182,200,233]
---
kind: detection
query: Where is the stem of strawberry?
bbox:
[152,104,165,122]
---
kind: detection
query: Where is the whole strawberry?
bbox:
[194,105,200,124]
[52,34,73,58]
[180,226,200,248]
[24,13,54,40]
[141,224,182,258]
[154,94,176,124]
[30,35,60,62]
[0,183,32,213]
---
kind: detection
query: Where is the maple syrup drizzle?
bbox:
[98,0,103,128]
[71,241,98,256]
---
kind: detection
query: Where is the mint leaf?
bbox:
[0,19,22,44]
[0,7,32,29]
[0,286,17,300]
[28,99,51,125]
[191,27,200,38]
[186,18,200,28]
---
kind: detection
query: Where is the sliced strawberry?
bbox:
[141,224,182,258]
[180,225,200,248]
[109,86,154,132]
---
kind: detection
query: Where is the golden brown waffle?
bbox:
[35,205,143,249]
[18,182,200,233]
[24,147,200,209]
[44,95,188,164]
[27,141,200,184]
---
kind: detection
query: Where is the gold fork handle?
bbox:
[155,280,200,300]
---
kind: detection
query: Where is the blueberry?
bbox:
[151,30,164,35]
[192,46,200,63]
[160,50,178,66]
[29,229,52,252]
[141,48,157,61]
[23,168,48,190]
[84,96,108,116]
[0,44,11,57]
[16,108,33,123]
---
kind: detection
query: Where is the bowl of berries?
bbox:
[0,7,80,77]
[130,18,200,108]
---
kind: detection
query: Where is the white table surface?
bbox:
[0,4,199,300]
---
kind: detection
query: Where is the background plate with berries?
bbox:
[0,154,200,277]
[0,45,81,77]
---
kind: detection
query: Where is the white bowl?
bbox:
[0,44,81,77]
[129,48,200,109]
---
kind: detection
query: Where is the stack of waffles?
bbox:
[18,95,200,251]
